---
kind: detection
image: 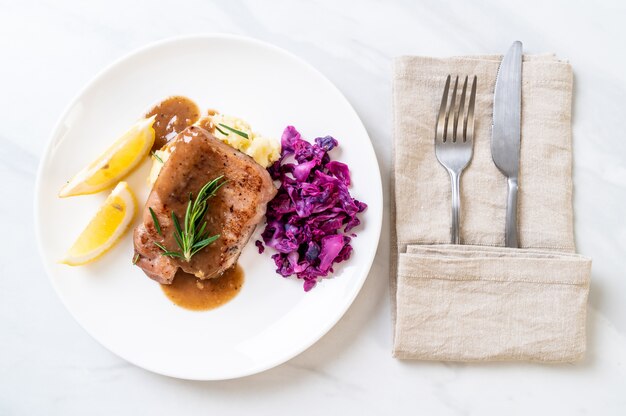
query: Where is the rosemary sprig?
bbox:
[218,123,249,139]
[154,176,227,262]
[151,151,164,163]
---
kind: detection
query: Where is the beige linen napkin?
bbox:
[391,54,592,362]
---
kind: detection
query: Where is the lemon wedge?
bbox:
[59,116,156,197]
[61,182,136,266]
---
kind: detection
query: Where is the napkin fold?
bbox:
[391,54,592,362]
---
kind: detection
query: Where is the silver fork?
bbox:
[434,74,477,244]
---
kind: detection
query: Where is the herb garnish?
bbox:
[151,151,164,163]
[153,176,227,262]
[218,123,249,139]
[132,253,140,264]
[149,207,162,235]
[214,124,228,136]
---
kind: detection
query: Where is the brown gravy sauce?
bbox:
[145,96,200,150]
[161,265,244,311]
[195,116,215,132]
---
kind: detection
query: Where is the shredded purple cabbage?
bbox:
[255,240,265,254]
[259,126,367,291]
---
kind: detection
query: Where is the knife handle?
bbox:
[505,177,519,248]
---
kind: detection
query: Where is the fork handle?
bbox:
[449,171,461,244]
[505,177,519,248]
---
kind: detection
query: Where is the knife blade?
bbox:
[491,41,522,248]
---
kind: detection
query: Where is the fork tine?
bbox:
[463,75,477,142]
[454,75,468,143]
[436,75,451,142]
[445,76,459,142]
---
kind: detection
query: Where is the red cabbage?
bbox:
[255,240,265,254]
[258,126,367,291]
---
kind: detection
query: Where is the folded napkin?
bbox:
[391,54,592,362]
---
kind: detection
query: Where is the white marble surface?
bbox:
[2,0,626,414]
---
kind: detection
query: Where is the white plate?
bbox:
[35,34,382,380]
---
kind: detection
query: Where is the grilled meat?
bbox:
[133,125,277,284]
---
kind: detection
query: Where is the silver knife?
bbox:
[491,41,522,248]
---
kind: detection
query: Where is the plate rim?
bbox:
[34,33,383,380]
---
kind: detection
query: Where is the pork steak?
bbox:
[133,125,277,284]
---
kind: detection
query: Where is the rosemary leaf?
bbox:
[174,232,184,250]
[162,251,184,258]
[184,198,193,235]
[215,125,228,136]
[197,222,207,240]
[171,211,183,236]
[153,241,184,258]
[191,235,220,257]
[191,235,220,250]
[149,207,162,235]
[218,123,249,139]
[153,241,167,251]
[151,151,164,164]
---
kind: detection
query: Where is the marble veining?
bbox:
[1,0,625,414]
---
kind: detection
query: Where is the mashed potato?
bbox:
[211,114,280,168]
[147,147,171,185]
[148,112,280,185]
